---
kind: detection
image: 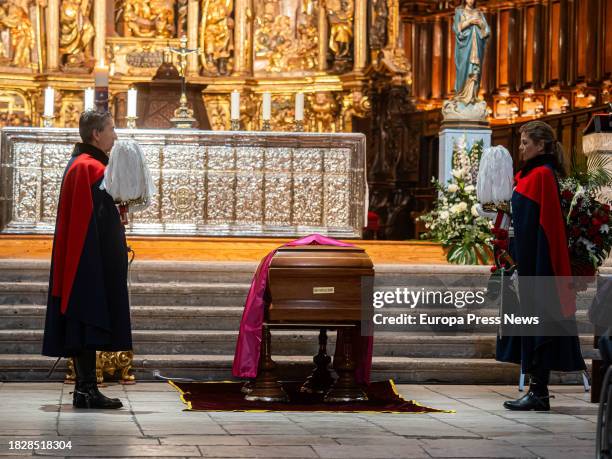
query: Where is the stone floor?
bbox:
[0,382,597,458]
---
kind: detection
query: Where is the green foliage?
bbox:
[419,137,492,265]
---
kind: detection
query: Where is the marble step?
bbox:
[0,329,597,359]
[0,282,251,306]
[0,305,245,330]
[0,353,591,385]
[0,304,596,335]
[0,259,495,284]
[0,282,598,315]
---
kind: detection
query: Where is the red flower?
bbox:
[594,235,604,246]
[588,226,599,237]
[602,214,610,224]
[562,190,574,201]
[604,204,611,212]
[570,227,581,238]
[495,239,509,251]
[592,218,602,228]
[580,215,589,225]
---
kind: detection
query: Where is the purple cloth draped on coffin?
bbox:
[232,234,374,384]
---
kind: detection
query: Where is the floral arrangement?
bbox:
[560,152,612,277]
[419,136,493,265]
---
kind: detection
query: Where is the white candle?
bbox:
[84,87,94,111]
[44,87,54,117]
[231,90,240,120]
[127,87,137,118]
[295,92,304,121]
[262,92,271,120]
[94,58,109,87]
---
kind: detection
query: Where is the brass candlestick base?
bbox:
[231,119,240,131]
[293,120,304,132]
[126,116,138,129]
[42,115,55,127]
[171,92,196,129]
[261,119,271,131]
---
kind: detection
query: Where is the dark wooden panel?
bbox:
[550,1,561,83]
[605,0,612,76]
[524,5,535,86]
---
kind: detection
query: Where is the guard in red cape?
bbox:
[498,121,585,411]
[42,110,131,410]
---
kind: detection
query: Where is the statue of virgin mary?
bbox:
[452,0,490,105]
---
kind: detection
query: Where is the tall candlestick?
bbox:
[44,87,54,117]
[295,92,304,121]
[262,92,271,120]
[127,87,137,118]
[84,87,94,111]
[94,58,109,87]
[231,90,240,120]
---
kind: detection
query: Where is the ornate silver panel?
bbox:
[0,128,366,238]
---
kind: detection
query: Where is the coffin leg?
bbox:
[300,328,335,394]
[245,325,288,402]
[324,326,368,402]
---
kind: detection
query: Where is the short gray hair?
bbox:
[79,110,113,143]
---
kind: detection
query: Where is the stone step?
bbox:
[0,304,596,336]
[0,282,251,306]
[0,354,592,385]
[0,305,245,330]
[0,259,496,283]
[0,283,598,317]
[0,259,260,284]
[0,329,598,359]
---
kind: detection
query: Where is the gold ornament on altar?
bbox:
[340,89,370,131]
[0,0,34,68]
[326,0,353,67]
[59,0,94,68]
[119,0,175,38]
[309,91,338,132]
[200,0,234,75]
[253,0,318,74]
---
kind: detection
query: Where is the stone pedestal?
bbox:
[438,127,492,186]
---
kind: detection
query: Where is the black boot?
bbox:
[73,350,123,409]
[503,369,551,411]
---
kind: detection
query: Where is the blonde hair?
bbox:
[519,120,566,177]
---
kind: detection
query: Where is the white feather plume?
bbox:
[101,139,155,212]
[477,145,514,205]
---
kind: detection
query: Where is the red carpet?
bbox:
[169,380,452,413]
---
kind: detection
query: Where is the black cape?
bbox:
[42,143,132,357]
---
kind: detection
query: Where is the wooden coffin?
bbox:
[267,245,374,324]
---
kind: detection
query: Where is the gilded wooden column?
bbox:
[93,0,106,64]
[233,0,251,75]
[46,0,59,71]
[353,0,367,70]
[318,0,328,71]
[187,0,199,75]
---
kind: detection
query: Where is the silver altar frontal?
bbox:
[0,128,367,238]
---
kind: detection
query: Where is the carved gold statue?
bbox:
[200,0,234,75]
[326,0,353,62]
[59,0,94,67]
[309,91,338,132]
[121,0,175,38]
[0,0,34,68]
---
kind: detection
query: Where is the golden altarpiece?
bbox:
[0,0,410,131]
